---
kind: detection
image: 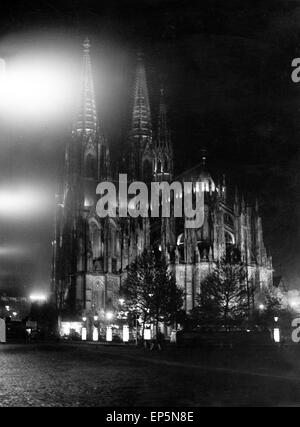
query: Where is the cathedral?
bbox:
[52,38,273,326]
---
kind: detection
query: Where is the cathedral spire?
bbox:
[158,86,168,141]
[157,85,172,149]
[74,37,97,135]
[131,52,152,140]
[154,84,173,180]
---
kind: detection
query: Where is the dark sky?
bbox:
[0,0,300,294]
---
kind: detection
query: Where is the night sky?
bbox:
[0,0,300,295]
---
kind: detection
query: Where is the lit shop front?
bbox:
[59,318,131,343]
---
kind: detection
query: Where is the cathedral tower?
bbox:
[154,87,173,181]
[71,37,110,208]
[54,38,111,314]
[129,52,154,182]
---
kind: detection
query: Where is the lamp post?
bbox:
[117,298,131,344]
[273,316,280,343]
[92,315,99,341]
[105,311,114,342]
[82,316,87,341]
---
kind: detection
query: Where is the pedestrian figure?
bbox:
[150,330,164,351]
[156,330,164,350]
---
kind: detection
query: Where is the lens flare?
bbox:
[0,185,53,219]
[0,52,78,124]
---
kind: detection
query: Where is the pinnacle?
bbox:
[83,37,91,53]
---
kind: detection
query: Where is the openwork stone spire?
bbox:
[154,85,173,180]
[75,37,97,135]
[131,52,152,140]
[157,86,172,149]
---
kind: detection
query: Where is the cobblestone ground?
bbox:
[1,342,300,406]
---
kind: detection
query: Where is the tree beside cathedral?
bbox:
[190,249,250,330]
[120,251,183,335]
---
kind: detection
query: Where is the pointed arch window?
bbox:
[143,159,153,181]
[225,231,235,246]
[157,160,161,172]
[225,231,235,259]
[177,233,185,262]
[89,221,103,260]
[85,154,97,179]
[109,220,118,273]
[224,213,234,230]
[164,159,169,172]
[110,226,117,258]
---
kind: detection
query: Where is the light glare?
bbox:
[106,311,114,321]
[274,328,280,343]
[0,186,52,220]
[0,53,77,123]
[29,294,47,302]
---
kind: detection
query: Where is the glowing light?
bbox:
[5,306,10,311]
[12,312,17,317]
[82,317,87,322]
[84,198,94,208]
[274,317,279,323]
[0,53,77,124]
[0,186,53,220]
[106,326,112,342]
[259,304,265,311]
[274,328,280,343]
[81,327,87,341]
[29,294,47,302]
[60,321,82,337]
[123,325,129,342]
[106,311,114,321]
[93,315,98,321]
[93,327,99,342]
[144,329,151,341]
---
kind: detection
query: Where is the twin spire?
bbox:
[74,39,172,179]
[131,52,152,140]
[157,86,172,150]
[130,52,173,179]
[75,37,98,135]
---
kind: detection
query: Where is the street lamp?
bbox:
[273,317,280,343]
[106,311,114,321]
[81,317,87,341]
[0,53,77,123]
[29,294,47,302]
[92,327,99,342]
[258,304,265,311]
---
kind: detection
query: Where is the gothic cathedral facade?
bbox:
[52,39,273,321]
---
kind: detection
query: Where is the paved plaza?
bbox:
[1,342,300,406]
